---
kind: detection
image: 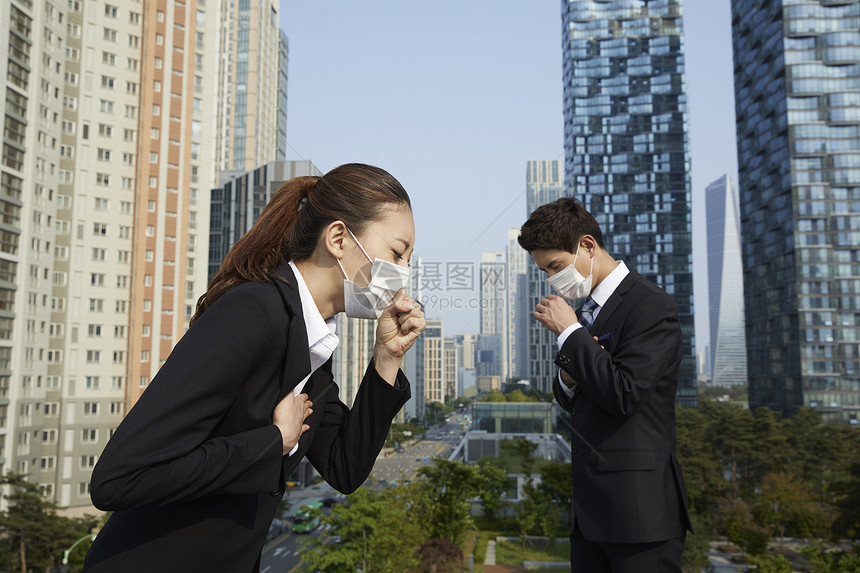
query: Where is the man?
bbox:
[518,197,692,573]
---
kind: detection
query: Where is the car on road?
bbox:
[292,502,323,534]
[396,446,405,453]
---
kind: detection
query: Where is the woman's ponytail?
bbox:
[192,163,411,324]
[190,176,318,323]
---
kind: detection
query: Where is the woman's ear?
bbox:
[323,220,348,260]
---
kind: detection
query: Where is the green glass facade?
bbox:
[562,0,696,405]
[732,0,860,421]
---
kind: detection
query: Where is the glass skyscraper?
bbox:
[526,159,565,394]
[732,0,860,421]
[561,0,696,405]
[706,175,748,387]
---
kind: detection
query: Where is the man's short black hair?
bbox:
[518,197,605,253]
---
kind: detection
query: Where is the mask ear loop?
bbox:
[337,227,373,281]
[346,228,373,263]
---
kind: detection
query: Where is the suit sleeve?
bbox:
[555,293,681,420]
[305,359,410,494]
[90,286,286,511]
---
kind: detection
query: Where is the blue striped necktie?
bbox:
[579,297,598,332]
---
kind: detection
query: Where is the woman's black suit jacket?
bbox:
[83,263,410,572]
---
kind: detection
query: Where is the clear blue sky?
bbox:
[280,1,738,357]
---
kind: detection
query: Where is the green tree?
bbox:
[417,459,482,544]
[536,462,572,527]
[748,553,793,573]
[801,542,860,573]
[507,389,535,403]
[675,404,724,511]
[299,487,423,573]
[502,437,537,477]
[702,402,756,499]
[756,473,834,541]
[832,461,860,539]
[516,480,562,544]
[484,390,506,403]
[0,473,98,573]
[681,512,712,573]
[474,461,510,522]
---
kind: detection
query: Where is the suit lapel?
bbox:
[271,262,312,399]
[590,270,641,335]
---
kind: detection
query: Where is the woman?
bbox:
[83,163,425,572]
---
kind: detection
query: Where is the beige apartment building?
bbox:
[0,0,220,510]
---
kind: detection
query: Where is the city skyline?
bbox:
[279,1,739,356]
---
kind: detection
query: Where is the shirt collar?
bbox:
[288,261,338,366]
[589,260,629,307]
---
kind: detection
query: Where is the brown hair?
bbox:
[518,197,605,253]
[192,163,411,324]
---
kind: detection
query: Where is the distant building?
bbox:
[458,367,477,398]
[472,402,554,434]
[453,333,477,370]
[706,175,747,387]
[444,337,457,401]
[476,334,503,381]
[423,319,445,405]
[506,228,529,380]
[480,252,506,379]
[525,160,564,393]
[732,0,860,421]
[403,256,425,420]
[207,160,322,280]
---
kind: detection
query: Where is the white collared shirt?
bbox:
[556,260,629,398]
[286,261,339,455]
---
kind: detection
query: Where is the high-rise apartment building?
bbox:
[732,0,860,420]
[479,251,505,379]
[423,319,444,405]
[526,159,564,393]
[216,0,285,173]
[562,0,696,406]
[506,228,528,380]
[1,0,65,492]
[0,0,223,508]
[706,174,747,387]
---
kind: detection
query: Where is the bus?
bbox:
[291,502,323,534]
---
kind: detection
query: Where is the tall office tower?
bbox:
[207,160,321,280]
[562,0,696,406]
[480,251,506,379]
[732,0,860,420]
[0,0,65,488]
[277,31,288,161]
[526,160,564,393]
[706,174,748,387]
[423,319,445,405]
[403,256,424,420]
[506,228,529,380]
[215,0,286,173]
[444,337,458,401]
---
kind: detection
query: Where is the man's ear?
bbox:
[323,220,348,260]
[580,234,597,255]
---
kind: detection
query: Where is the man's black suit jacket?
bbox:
[84,263,410,572]
[553,269,692,544]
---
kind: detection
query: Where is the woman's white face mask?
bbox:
[547,243,593,300]
[336,229,409,319]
